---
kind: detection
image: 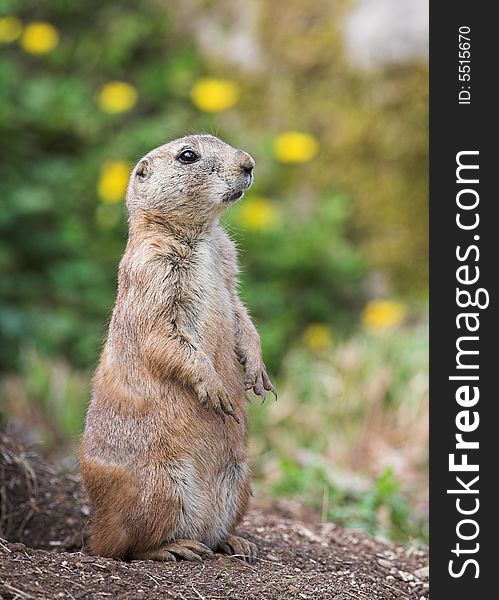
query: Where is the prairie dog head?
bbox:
[126,134,255,226]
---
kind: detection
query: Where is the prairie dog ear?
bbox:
[135,159,150,180]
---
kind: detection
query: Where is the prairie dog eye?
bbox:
[177,150,199,164]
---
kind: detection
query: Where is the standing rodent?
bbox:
[79,134,275,563]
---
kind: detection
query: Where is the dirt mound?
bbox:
[0,434,428,599]
[0,433,83,552]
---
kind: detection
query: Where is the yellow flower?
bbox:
[0,16,23,43]
[98,81,138,114]
[303,323,333,353]
[273,132,319,164]
[97,161,131,204]
[191,78,240,113]
[362,299,407,333]
[20,22,59,54]
[238,196,279,231]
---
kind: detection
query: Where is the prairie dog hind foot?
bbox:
[132,536,257,564]
[132,539,214,562]
[218,534,257,564]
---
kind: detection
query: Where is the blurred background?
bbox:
[0,0,428,543]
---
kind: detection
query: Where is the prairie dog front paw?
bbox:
[240,353,276,401]
[194,376,239,422]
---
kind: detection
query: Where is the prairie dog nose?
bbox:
[238,150,255,174]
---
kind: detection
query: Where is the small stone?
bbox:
[377,558,392,568]
[294,525,325,544]
[414,566,429,580]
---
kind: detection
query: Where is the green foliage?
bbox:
[271,461,426,543]
[224,192,364,369]
[0,0,427,372]
[249,325,429,543]
[0,347,88,446]
[0,0,366,372]
[0,0,202,369]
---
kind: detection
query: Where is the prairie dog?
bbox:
[79,134,275,563]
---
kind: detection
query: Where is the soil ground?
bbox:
[0,433,428,599]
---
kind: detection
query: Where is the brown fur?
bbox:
[79,135,275,563]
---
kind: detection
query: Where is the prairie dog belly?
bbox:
[185,241,235,352]
[166,456,251,548]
